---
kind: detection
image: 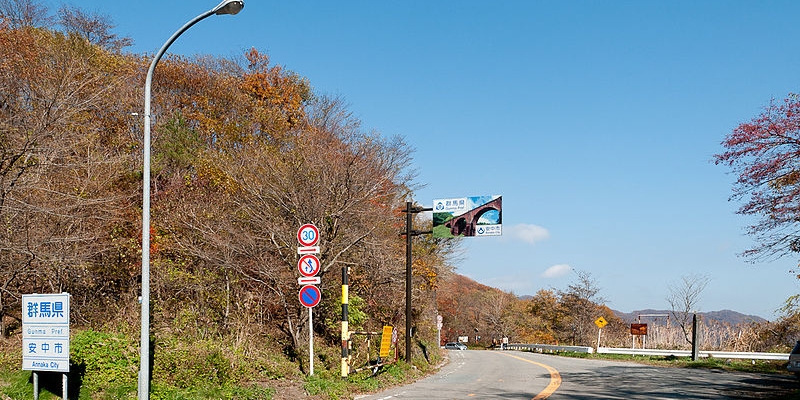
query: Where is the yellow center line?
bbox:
[497,352,562,399]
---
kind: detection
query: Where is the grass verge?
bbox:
[0,330,441,400]
[558,350,792,374]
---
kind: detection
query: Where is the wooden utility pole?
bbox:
[401,202,432,362]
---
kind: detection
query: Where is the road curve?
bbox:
[356,350,798,400]
[355,350,561,400]
[497,352,561,399]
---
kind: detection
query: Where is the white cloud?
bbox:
[542,264,571,278]
[507,223,550,244]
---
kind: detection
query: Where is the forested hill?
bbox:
[612,309,767,326]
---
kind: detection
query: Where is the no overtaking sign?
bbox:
[298,254,321,277]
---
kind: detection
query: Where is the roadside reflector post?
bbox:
[341,266,349,377]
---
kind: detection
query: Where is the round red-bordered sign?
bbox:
[297,223,319,247]
[298,285,321,308]
[298,254,321,277]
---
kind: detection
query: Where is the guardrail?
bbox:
[505,343,594,354]
[597,347,789,361]
[503,344,788,360]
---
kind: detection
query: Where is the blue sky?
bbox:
[71,0,800,318]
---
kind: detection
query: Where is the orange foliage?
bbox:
[240,48,309,132]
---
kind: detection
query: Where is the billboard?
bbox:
[432,195,502,238]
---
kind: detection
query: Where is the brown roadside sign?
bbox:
[631,323,648,335]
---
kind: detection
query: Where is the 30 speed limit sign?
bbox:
[297,224,319,247]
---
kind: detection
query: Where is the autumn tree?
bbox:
[716,95,800,262]
[715,92,800,355]
[479,289,517,342]
[0,0,50,28]
[0,23,140,335]
[57,4,132,51]
[437,275,481,342]
[557,270,606,346]
[525,289,561,343]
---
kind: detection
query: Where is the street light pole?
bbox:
[139,1,243,399]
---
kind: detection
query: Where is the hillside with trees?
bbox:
[436,272,799,353]
[0,1,459,397]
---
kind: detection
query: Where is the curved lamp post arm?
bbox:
[139,1,243,399]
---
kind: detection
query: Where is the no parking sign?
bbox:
[299,285,321,308]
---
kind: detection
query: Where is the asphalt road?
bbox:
[355,350,799,400]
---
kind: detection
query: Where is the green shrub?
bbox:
[152,337,232,388]
[70,329,139,396]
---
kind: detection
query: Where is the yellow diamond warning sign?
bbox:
[594,316,608,329]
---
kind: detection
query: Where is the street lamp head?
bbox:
[213,0,244,15]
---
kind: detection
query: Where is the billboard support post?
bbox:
[401,202,432,362]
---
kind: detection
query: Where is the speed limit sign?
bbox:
[297,224,319,247]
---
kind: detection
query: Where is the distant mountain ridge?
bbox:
[516,293,769,325]
[612,309,767,326]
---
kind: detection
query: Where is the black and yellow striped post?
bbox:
[341,266,349,377]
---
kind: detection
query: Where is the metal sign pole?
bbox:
[309,308,314,376]
[405,202,413,362]
[596,328,602,350]
[297,223,320,377]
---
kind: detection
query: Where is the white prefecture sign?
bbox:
[22,293,70,372]
[433,197,468,213]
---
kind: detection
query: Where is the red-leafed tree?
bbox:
[716,95,800,262]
